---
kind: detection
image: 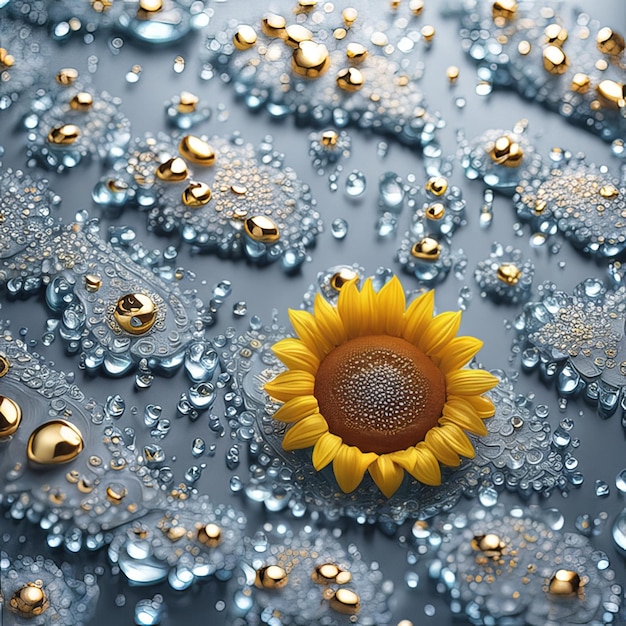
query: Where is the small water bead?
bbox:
[134,597,164,626]
[616,469,626,493]
[379,172,405,211]
[345,170,367,198]
[612,509,626,553]
[405,571,419,588]
[191,438,206,457]
[595,480,610,498]
[331,218,348,239]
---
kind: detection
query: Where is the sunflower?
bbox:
[264,276,498,498]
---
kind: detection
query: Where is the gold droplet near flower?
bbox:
[446,66,460,83]
[182,182,212,207]
[155,157,189,182]
[197,523,222,547]
[178,135,215,166]
[471,533,505,556]
[330,268,358,291]
[488,135,524,167]
[0,48,15,68]
[106,483,128,504]
[70,91,93,111]
[285,24,314,49]
[292,41,330,78]
[421,25,435,42]
[261,14,287,38]
[321,130,339,148]
[549,569,581,595]
[84,274,102,292]
[425,176,448,196]
[409,0,424,15]
[311,563,352,585]
[328,588,360,615]
[600,184,619,199]
[411,237,441,260]
[0,355,10,377]
[596,80,626,109]
[244,216,280,243]
[570,73,590,93]
[27,420,84,466]
[544,23,568,46]
[55,67,79,85]
[342,7,358,26]
[543,45,569,74]
[233,25,257,51]
[346,42,368,63]
[336,67,364,92]
[492,0,517,22]
[114,293,158,335]
[47,124,80,145]
[426,203,445,221]
[0,396,21,438]
[10,582,48,616]
[597,27,625,56]
[177,91,199,113]
[497,263,522,285]
[255,565,289,589]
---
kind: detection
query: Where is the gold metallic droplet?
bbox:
[421,25,435,42]
[255,565,289,589]
[497,263,522,285]
[284,24,314,49]
[471,533,505,557]
[596,80,626,109]
[0,48,15,68]
[330,268,358,291]
[336,67,364,92]
[197,523,222,547]
[492,0,517,22]
[66,470,80,484]
[0,355,10,378]
[334,27,347,40]
[138,0,162,12]
[114,293,158,335]
[297,0,317,10]
[570,73,590,93]
[155,157,189,182]
[69,91,93,111]
[549,569,581,595]
[426,203,445,221]
[10,583,48,616]
[411,237,441,261]
[409,0,424,15]
[600,184,619,199]
[177,90,199,113]
[179,135,215,166]
[233,25,257,51]
[244,216,280,243]
[84,274,102,292]
[182,182,212,207]
[342,7,358,26]
[164,525,187,542]
[106,483,128,504]
[597,27,625,56]
[292,41,330,78]
[346,42,368,63]
[543,45,569,74]
[329,588,360,615]
[595,59,608,71]
[56,68,79,85]
[517,40,531,55]
[261,14,287,38]
[27,420,84,466]
[544,23,568,46]
[397,621,414,626]
[0,396,21,438]
[90,0,113,13]
[321,129,338,148]
[488,135,524,167]
[47,124,80,145]
[426,176,448,196]
[231,184,247,195]
[446,66,460,83]
[312,563,352,585]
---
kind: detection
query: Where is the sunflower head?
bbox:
[264,276,498,498]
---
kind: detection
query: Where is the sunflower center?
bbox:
[314,335,446,454]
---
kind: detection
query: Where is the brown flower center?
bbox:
[314,335,446,454]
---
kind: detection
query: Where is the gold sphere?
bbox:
[255,565,289,589]
[55,67,79,85]
[0,355,10,377]
[182,182,212,207]
[114,293,158,335]
[106,483,128,505]
[47,124,80,145]
[292,41,330,79]
[155,157,189,182]
[600,184,619,199]
[138,0,162,13]
[544,23,568,46]
[543,45,569,74]
[84,274,102,292]
[0,48,15,68]
[197,522,222,547]
[10,582,48,616]
[27,420,84,466]
[233,25,257,51]
[320,130,339,148]
[285,24,314,49]
[336,67,365,92]
[69,91,93,111]
[0,396,22,438]
[411,237,441,261]
[261,14,287,38]
[178,135,216,166]
[497,263,522,285]
[244,215,280,243]
[471,533,505,557]
[492,0,517,22]
[425,176,448,196]
[346,42,368,63]
[596,80,626,110]
[549,569,582,595]
[177,91,199,113]
[311,563,352,585]
[330,268,358,291]
[328,588,360,615]
[488,135,524,167]
[425,203,445,221]
[570,73,591,94]
[597,27,625,56]
[342,7,358,26]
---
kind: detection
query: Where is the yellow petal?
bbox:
[289,309,332,359]
[272,395,319,423]
[408,443,441,485]
[313,294,347,347]
[358,278,377,335]
[271,338,320,374]
[312,432,343,470]
[402,290,435,345]
[377,275,406,337]
[389,448,418,473]
[419,310,462,356]
[332,444,377,493]
[337,279,363,339]
[282,414,328,451]
[424,427,461,467]
[446,369,499,396]
[264,370,315,402]
[439,423,475,459]
[437,336,483,373]
[369,454,405,498]
[440,398,488,436]
[464,394,496,418]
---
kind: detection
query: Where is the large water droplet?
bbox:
[345,170,366,198]
[378,172,405,210]
[612,509,626,553]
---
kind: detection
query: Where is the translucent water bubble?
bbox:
[345,170,366,198]
[134,597,164,626]
[612,509,626,553]
[331,218,348,239]
[595,480,610,497]
[379,172,405,210]
[478,486,498,507]
[616,469,626,493]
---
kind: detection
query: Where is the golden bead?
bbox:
[255,565,289,589]
[114,293,158,335]
[597,27,625,56]
[421,25,435,42]
[197,523,222,547]
[0,48,15,68]
[179,135,215,166]
[409,0,424,15]
[0,355,10,378]
[570,73,590,94]
[27,420,84,466]
[497,263,522,285]
[182,182,212,207]
[330,268,358,291]
[321,130,339,148]
[492,0,517,22]
[156,157,189,182]
[244,216,280,243]
[544,23,568,46]
[517,40,531,55]
[85,274,102,292]
[233,25,257,51]
[600,184,619,199]
[165,525,187,542]
[69,91,93,111]
[138,0,162,12]
[328,588,360,615]
[446,66,460,83]
[336,67,364,92]
[346,42,368,63]
[596,80,626,109]
[107,178,128,193]
[261,14,287,38]
[342,7,358,26]
[0,396,21,438]
[312,563,352,585]
[47,124,80,145]
[426,203,445,221]
[106,483,128,504]
[55,68,79,85]
[177,91,199,113]
[543,45,568,74]
[90,0,113,12]
[297,0,317,10]
[549,569,581,595]
[488,135,524,167]
[411,237,441,260]
[292,41,330,78]
[471,533,505,556]
[284,24,314,49]
[230,184,247,195]
[10,583,48,616]
[425,176,448,196]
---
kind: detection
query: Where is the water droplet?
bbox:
[612,508,626,553]
[134,597,164,625]
[379,172,405,210]
[542,508,564,530]
[478,486,498,507]
[615,469,626,493]
[405,571,419,588]
[345,170,366,198]
[191,438,206,457]
[595,480,610,498]
[233,301,247,317]
[331,218,348,239]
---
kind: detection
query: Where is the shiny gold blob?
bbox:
[330,268,358,291]
[346,42,368,63]
[165,525,187,542]
[0,355,9,377]
[489,135,524,167]
[543,45,569,74]
[90,0,113,13]
[69,91,93,111]
[0,396,21,438]
[10,583,48,616]
[312,563,353,585]
[549,569,582,595]
[156,157,189,182]
[177,91,199,113]
[544,23,568,46]
[409,0,424,15]
[497,263,522,285]
[285,24,314,48]
[0,48,15,68]
[471,533,505,557]
[321,130,339,148]
[84,274,102,292]
[446,66,460,83]
[570,73,591,94]
[492,0,517,21]
[233,25,257,51]
[106,483,128,504]
[292,41,330,78]
[336,67,364,92]
[179,135,216,166]
[244,216,280,243]
[426,203,445,221]
[138,0,162,12]
[421,25,435,42]
[182,182,212,207]
[47,124,80,145]
[329,588,360,615]
[600,184,619,199]
[255,565,289,589]
[596,80,626,109]
[27,420,84,466]
[297,0,317,10]
[261,14,287,38]
[230,184,247,195]
[342,7,358,26]
[597,27,625,56]
[518,40,531,55]
[411,237,441,261]
[425,176,448,196]
[197,522,222,547]
[114,293,158,335]
[55,67,79,85]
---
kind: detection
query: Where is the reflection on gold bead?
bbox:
[342,7,358,26]
[156,157,189,182]
[10,582,48,616]
[179,135,215,166]
[233,25,257,51]
[106,483,128,505]
[297,0,317,10]
[328,588,360,615]
[182,182,212,207]
[471,533,505,557]
[600,184,619,199]
[27,420,84,466]
[570,73,590,94]
[544,23,568,46]
[497,263,522,285]
[255,565,289,589]
[197,522,222,547]
[411,237,441,260]
[292,41,330,78]
[446,66,460,83]
[85,274,102,292]
[91,0,113,13]
[426,203,445,221]
[336,67,364,92]
[138,0,162,12]
[409,0,424,15]
[597,27,625,56]
[114,293,158,335]
[330,268,358,291]
[70,91,93,111]
[230,184,247,195]
[177,91,199,113]
[56,68,79,85]
[549,569,581,595]
[244,216,280,243]
[543,45,568,74]
[0,355,10,378]
[47,124,80,145]
[346,42,368,63]
[596,80,626,109]
[261,14,287,38]
[425,176,448,196]
[165,525,187,542]
[321,130,339,148]
[0,48,15,68]
[0,396,21,438]
[312,563,352,585]
[421,25,435,42]
[285,24,313,49]
[492,0,517,22]
[488,135,524,167]
[107,178,128,193]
